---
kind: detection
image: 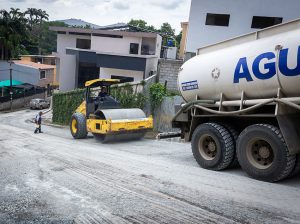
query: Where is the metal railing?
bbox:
[0,87,45,103]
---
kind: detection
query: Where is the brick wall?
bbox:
[158,59,183,91]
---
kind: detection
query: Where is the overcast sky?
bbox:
[2,0,191,33]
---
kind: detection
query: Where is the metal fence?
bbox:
[0,87,45,103]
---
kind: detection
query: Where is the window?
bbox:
[111,75,134,83]
[76,39,91,49]
[251,16,283,29]
[205,13,230,27]
[40,70,46,79]
[130,43,139,54]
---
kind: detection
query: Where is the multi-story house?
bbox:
[50,26,162,91]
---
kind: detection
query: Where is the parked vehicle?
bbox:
[30,98,50,110]
[172,19,300,182]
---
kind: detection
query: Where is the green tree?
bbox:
[159,22,176,46]
[37,9,49,54]
[128,19,157,32]
[40,21,68,54]
[160,22,175,37]
[128,19,147,29]
[176,31,182,48]
[25,8,38,30]
[0,8,28,59]
[0,8,67,58]
[24,8,49,55]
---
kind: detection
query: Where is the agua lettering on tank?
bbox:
[234,46,300,83]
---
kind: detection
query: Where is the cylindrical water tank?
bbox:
[178,27,300,102]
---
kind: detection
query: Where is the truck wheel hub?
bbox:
[199,135,218,160]
[246,139,274,169]
[259,146,270,159]
[208,142,216,152]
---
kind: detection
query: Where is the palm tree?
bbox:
[0,9,28,59]
[37,9,49,54]
[25,8,38,30]
[0,10,10,59]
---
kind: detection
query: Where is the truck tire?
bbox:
[237,124,296,182]
[289,154,300,178]
[192,123,235,171]
[70,113,88,139]
[220,123,240,168]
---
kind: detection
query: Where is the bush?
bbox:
[149,83,166,110]
[52,89,84,125]
[111,83,147,109]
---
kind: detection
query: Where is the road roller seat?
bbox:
[94,95,121,113]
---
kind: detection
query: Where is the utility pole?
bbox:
[9,61,13,111]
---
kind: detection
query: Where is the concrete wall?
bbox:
[155,35,162,58]
[58,54,76,91]
[145,57,158,79]
[153,96,184,132]
[57,34,90,91]
[99,68,144,82]
[57,34,90,54]
[91,36,142,55]
[0,61,53,87]
[38,70,54,87]
[158,59,183,91]
[0,61,38,84]
[186,0,300,53]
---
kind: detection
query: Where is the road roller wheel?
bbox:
[289,154,300,178]
[192,123,235,171]
[237,124,296,182]
[70,113,87,139]
[220,123,240,168]
[93,131,146,143]
[93,133,109,143]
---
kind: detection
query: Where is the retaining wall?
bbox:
[153,96,184,132]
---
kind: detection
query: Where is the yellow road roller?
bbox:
[70,79,153,142]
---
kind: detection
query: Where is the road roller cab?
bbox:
[70,78,153,142]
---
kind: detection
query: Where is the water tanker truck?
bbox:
[172,19,300,182]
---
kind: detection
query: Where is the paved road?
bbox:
[0,110,300,224]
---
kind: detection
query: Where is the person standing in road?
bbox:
[34,111,43,134]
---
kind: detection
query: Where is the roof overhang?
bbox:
[50,26,160,39]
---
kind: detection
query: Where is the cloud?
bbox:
[149,0,183,10]
[2,0,190,33]
[112,0,129,10]
[9,0,26,2]
[40,0,59,2]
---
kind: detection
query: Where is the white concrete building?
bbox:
[185,0,300,57]
[50,26,162,91]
